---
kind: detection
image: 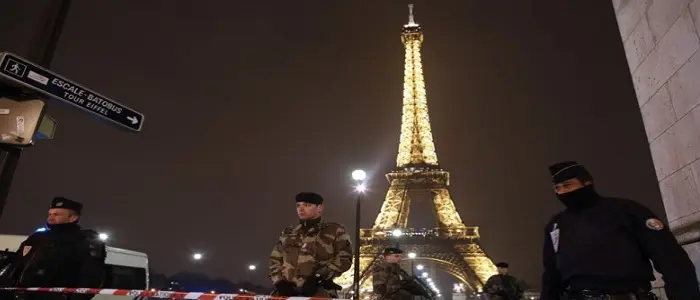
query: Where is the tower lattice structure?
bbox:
[335,5,497,296]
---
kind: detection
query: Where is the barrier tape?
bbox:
[0,287,348,300]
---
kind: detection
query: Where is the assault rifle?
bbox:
[398,268,437,300]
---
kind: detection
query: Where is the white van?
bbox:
[0,234,149,299]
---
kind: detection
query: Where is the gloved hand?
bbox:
[301,275,321,297]
[319,279,342,291]
[274,280,299,296]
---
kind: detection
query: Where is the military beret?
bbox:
[548,161,592,184]
[296,192,324,205]
[383,247,403,255]
[495,262,509,268]
[51,197,83,214]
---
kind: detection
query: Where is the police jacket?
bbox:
[540,196,700,300]
[1,223,106,289]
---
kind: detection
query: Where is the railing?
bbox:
[359,227,480,240]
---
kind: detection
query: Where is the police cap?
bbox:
[296,192,324,205]
[383,247,403,255]
[495,262,509,268]
[549,161,593,184]
[51,197,83,215]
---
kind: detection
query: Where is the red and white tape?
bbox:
[0,287,348,300]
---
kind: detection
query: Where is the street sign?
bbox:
[0,52,144,132]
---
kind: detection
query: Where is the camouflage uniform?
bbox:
[372,261,413,300]
[483,274,525,300]
[269,217,353,297]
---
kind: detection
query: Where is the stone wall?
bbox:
[611,0,700,298]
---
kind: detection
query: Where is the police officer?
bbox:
[372,247,414,300]
[540,161,700,300]
[0,197,106,300]
[268,192,353,297]
[483,262,524,300]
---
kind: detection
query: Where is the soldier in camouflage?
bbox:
[268,192,353,297]
[372,248,413,300]
[483,262,525,300]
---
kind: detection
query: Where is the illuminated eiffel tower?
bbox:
[335,4,497,297]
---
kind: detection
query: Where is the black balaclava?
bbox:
[548,161,599,209]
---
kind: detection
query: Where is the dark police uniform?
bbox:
[0,197,106,300]
[540,161,700,300]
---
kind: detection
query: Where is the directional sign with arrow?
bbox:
[126,116,138,125]
[0,52,144,132]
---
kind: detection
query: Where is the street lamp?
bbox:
[391,228,403,248]
[351,169,366,300]
[352,169,366,181]
[192,253,203,260]
[407,252,417,275]
[247,264,257,290]
[98,233,109,241]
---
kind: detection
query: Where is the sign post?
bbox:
[0,52,145,132]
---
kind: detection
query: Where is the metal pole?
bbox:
[352,194,361,300]
[0,0,71,222]
[410,260,415,300]
[0,146,22,219]
[40,0,72,68]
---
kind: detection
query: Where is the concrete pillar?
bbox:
[612,0,700,298]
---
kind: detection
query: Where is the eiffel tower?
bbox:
[335,4,497,297]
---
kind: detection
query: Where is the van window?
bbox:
[0,250,13,264]
[104,264,147,290]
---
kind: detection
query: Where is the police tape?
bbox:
[0,287,349,300]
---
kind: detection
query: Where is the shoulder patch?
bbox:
[321,221,345,230]
[373,262,388,271]
[321,221,337,227]
[22,245,32,256]
[645,218,664,231]
[282,225,297,235]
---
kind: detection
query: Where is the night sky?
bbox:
[0,0,664,291]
